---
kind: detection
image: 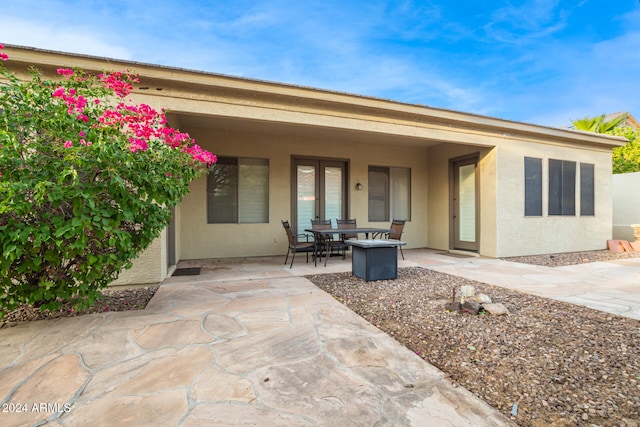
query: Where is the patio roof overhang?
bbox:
[3,44,627,151]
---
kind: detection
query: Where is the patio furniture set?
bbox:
[281,219,406,281]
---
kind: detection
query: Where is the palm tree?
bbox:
[572,113,640,173]
[572,113,628,133]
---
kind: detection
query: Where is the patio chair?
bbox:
[282,220,315,268]
[337,218,357,251]
[385,219,406,260]
[310,219,347,266]
[336,218,358,241]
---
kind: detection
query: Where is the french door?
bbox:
[451,156,479,252]
[292,158,347,236]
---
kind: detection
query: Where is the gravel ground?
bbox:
[502,249,640,267]
[307,261,640,427]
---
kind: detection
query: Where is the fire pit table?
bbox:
[345,239,406,281]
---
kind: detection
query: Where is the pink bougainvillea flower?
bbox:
[76,95,87,109]
[129,138,148,153]
[56,68,74,76]
[183,144,217,165]
[53,67,216,165]
[52,87,65,97]
[0,53,8,61]
[53,87,90,121]
[64,140,73,148]
[99,70,139,98]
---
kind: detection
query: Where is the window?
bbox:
[548,159,576,216]
[580,163,595,216]
[368,166,411,221]
[524,157,542,216]
[207,157,269,223]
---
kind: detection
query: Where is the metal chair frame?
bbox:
[282,220,315,268]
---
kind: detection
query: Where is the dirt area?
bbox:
[0,287,158,328]
[306,260,640,427]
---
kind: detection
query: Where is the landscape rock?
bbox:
[462,300,482,314]
[471,293,492,304]
[481,303,509,315]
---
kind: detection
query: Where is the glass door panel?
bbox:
[458,164,476,243]
[296,164,316,237]
[324,166,343,221]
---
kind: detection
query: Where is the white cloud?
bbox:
[483,0,566,43]
[0,18,132,60]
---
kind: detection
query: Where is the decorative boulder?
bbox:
[469,293,492,304]
[462,300,482,314]
[482,303,509,315]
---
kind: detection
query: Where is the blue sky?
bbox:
[2,0,639,127]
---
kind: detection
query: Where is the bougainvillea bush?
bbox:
[0,44,216,316]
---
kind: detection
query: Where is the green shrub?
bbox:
[0,45,216,316]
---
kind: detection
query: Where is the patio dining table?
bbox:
[303,227,393,239]
[304,227,394,266]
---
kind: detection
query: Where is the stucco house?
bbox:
[3,45,627,286]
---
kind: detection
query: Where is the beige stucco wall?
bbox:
[178,126,430,259]
[612,172,640,241]
[426,138,613,258]
[494,140,613,257]
[109,230,167,287]
[426,143,497,256]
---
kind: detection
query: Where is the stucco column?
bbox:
[631,224,640,242]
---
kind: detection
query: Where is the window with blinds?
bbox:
[580,163,595,216]
[524,157,542,216]
[368,166,411,222]
[548,159,576,216]
[207,157,269,224]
